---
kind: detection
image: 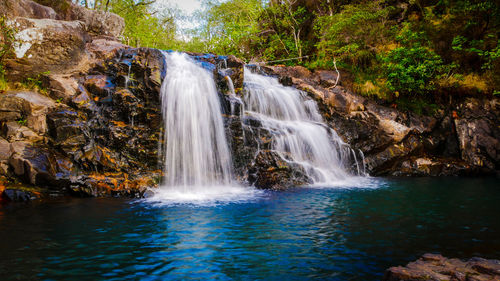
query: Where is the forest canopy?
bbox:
[56,1,500,107]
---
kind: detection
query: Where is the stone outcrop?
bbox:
[263,65,499,177]
[3,0,125,81]
[455,98,499,171]
[5,17,90,80]
[69,4,124,38]
[384,253,500,281]
[0,0,58,19]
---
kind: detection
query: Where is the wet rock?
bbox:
[69,172,159,198]
[46,108,87,156]
[2,188,38,202]
[8,141,73,187]
[70,85,98,112]
[383,253,500,281]
[84,75,114,98]
[247,150,312,190]
[5,17,90,80]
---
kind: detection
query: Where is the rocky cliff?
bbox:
[0,0,498,202]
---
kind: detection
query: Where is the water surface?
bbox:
[0,177,499,280]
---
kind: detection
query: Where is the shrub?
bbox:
[315,0,394,70]
[381,26,445,96]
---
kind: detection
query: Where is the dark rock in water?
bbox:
[143,190,155,198]
[383,253,500,281]
[2,189,38,202]
[247,150,312,191]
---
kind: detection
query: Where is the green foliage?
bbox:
[315,0,393,69]
[452,36,500,70]
[109,1,177,49]
[194,0,263,58]
[258,2,313,63]
[21,71,50,94]
[381,25,445,96]
[16,118,27,126]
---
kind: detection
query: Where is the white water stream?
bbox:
[152,52,258,204]
[243,67,365,186]
[151,53,366,204]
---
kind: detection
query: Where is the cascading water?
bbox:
[152,52,257,204]
[160,52,233,188]
[243,67,365,185]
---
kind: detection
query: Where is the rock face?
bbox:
[1,0,498,200]
[0,0,58,19]
[70,4,125,38]
[5,17,90,80]
[3,0,125,81]
[384,253,500,281]
[263,65,499,176]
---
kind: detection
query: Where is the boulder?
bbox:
[0,91,56,135]
[383,253,500,281]
[70,4,125,38]
[5,17,90,80]
[0,0,57,19]
[87,38,127,61]
[42,74,79,102]
[8,141,73,186]
[247,150,312,190]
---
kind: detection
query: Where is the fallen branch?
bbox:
[333,58,340,88]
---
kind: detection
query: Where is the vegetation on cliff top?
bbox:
[3,0,499,111]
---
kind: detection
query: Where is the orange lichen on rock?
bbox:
[111,121,127,127]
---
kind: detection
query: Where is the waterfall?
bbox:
[243,67,365,185]
[159,52,233,190]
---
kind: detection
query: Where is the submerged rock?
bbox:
[383,253,500,281]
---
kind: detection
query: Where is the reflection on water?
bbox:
[0,177,499,280]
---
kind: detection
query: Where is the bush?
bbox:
[381,26,445,96]
[315,0,394,70]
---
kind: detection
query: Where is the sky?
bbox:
[156,0,206,31]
